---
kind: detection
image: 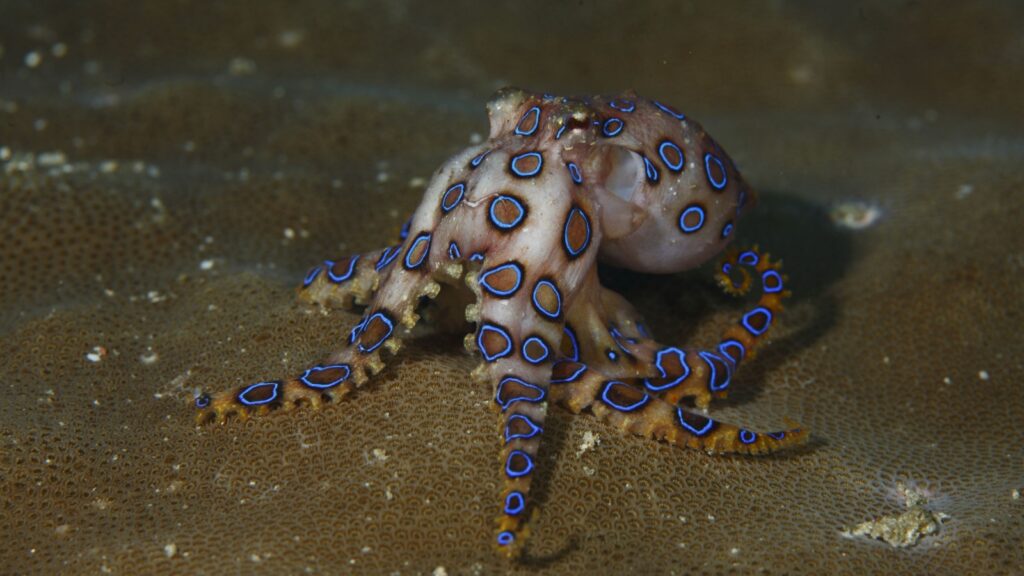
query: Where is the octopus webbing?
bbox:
[195,88,808,558]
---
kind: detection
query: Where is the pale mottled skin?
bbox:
[196,88,805,559]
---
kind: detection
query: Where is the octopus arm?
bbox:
[547,359,807,455]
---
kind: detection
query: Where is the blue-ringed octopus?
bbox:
[195,88,808,559]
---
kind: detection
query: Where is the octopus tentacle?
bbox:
[548,360,807,455]
[610,245,791,411]
[298,246,390,310]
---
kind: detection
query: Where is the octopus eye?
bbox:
[604,147,643,203]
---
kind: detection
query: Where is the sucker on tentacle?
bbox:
[194,88,808,559]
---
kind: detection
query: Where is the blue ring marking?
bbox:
[643,347,691,392]
[738,250,759,267]
[551,361,587,384]
[721,221,734,238]
[658,140,685,172]
[303,265,321,287]
[531,279,562,320]
[562,207,592,258]
[767,431,787,441]
[521,336,551,365]
[601,117,624,137]
[637,323,652,338]
[504,414,543,442]
[237,381,280,407]
[509,151,543,178]
[347,316,368,345]
[678,205,706,233]
[722,262,733,275]
[447,241,461,260]
[504,491,526,515]
[300,364,351,390]
[653,100,686,120]
[761,270,784,293]
[469,252,485,262]
[505,450,535,478]
[477,323,513,362]
[699,350,732,392]
[470,149,491,168]
[718,339,746,366]
[194,393,210,408]
[555,124,567,140]
[601,381,650,412]
[609,326,638,346]
[441,182,466,213]
[739,429,758,445]
[609,98,635,113]
[403,233,432,270]
[606,349,619,362]
[742,307,773,337]
[479,261,523,297]
[399,218,411,241]
[375,246,401,271]
[488,195,526,230]
[514,106,541,136]
[642,155,660,183]
[326,255,360,283]
[495,376,546,411]
[357,311,395,354]
[676,407,715,436]
[562,325,580,361]
[704,152,728,190]
[566,162,583,184]
[497,531,515,546]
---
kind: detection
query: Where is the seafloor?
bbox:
[1,1,1022,574]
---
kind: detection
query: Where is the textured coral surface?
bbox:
[1,2,1022,574]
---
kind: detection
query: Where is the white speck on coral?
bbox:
[86,346,107,363]
[25,51,42,68]
[978,370,990,381]
[830,200,882,230]
[164,543,177,558]
[199,259,215,271]
[955,184,974,199]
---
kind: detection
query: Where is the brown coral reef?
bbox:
[1,2,1022,574]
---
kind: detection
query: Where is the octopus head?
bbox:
[487,88,758,274]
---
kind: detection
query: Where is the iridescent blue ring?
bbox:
[514,106,541,136]
[237,381,280,407]
[699,350,732,392]
[521,336,551,365]
[479,261,523,297]
[509,151,543,178]
[550,361,587,384]
[562,325,580,361]
[658,140,685,172]
[403,233,432,270]
[602,117,624,137]
[642,155,659,183]
[676,407,715,436]
[721,221,734,238]
[488,195,526,230]
[609,99,635,113]
[739,429,758,444]
[374,246,401,271]
[678,205,706,233]
[601,381,649,412]
[447,241,461,260]
[326,255,359,283]
[704,152,728,190]
[303,266,321,287]
[531,279,562,320]
[477,323,513,362]
[299,364,351,390]
[643,347,691,392]
[504,414,543,442]
[653,100,686,120]
[741,307,773,336]
[497,531,515,546]
[505,450,535,478]
[566,162,583,184]
[504,491,526,515]
[470,149,491,168]
[357,312,395,354]
[495,376,546,410]
[562,207,591,258]
[441,182,465,213]
[761,270,784,293]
